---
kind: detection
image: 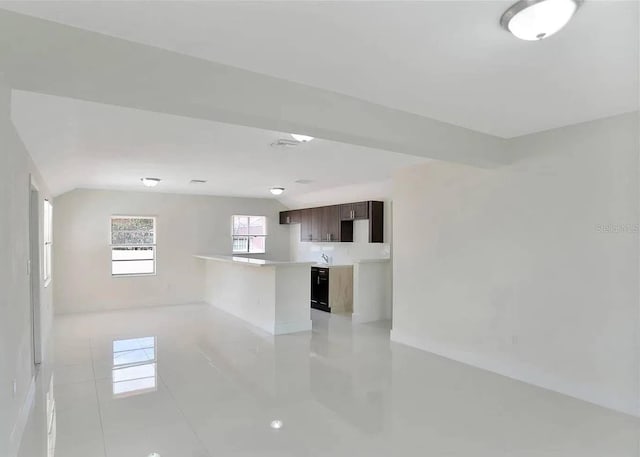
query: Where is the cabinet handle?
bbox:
[286,216,290,224]
[317,276,320,285]
[351,209,354,219]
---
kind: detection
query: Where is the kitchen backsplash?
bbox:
[290,220,391,265]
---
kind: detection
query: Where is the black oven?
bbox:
[311,267,330,312]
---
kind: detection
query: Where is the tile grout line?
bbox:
[90,341,109,457]
[156,365,213,457]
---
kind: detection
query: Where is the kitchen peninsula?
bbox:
[195,255,315,335]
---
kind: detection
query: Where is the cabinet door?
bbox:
[368,201,384,243]
[353,201,369,220]
[324,205,341,242]
[280,210,301,225]
[289,210,301,224]
[340,203,354,220]
[300,209,313,242]
[311,207,323,242]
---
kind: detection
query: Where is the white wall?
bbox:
[352,260,392,324]
[1,81,54,457]
[392,112,640,416]
[53,189,290,314]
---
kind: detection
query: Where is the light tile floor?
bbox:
[19,304,640,457]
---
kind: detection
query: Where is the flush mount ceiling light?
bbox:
[270,419,284,430]
[500,0,582,41]
[140,178,161,187]
[270,187,285,196]
[290,134,314,143]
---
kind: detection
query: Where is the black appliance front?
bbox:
[311,267,330,312]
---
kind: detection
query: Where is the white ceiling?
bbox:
[1,0,637,138]
[11,90,426,198]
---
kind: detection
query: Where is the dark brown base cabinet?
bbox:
[280,201,384,243]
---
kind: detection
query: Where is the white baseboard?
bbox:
[390,330,640,418]
[8,374,36,457]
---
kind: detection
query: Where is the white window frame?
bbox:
[110,215,157,277]
[43,199,53,287]
[232,215,267,254]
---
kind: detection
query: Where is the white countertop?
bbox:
[355,258,391,264]
[313,259,390,268]
[311,264,353,269]
[194,254,315,267]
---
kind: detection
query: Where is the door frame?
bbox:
[29,175,42,368]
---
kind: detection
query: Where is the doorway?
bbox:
[29,179,42,368]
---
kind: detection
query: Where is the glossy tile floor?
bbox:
[20,304,640,457]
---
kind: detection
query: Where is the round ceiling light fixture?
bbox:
[290,134,314,143]
[141,177,161,187]
[500,0,582,41]
[270,419,283,430]
[270,187,285,196]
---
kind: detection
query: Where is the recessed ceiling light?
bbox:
[270,187,285,196]
[270,419,283,430]
[291,134,314,143]
[141,178,161,187]
[501,0,582,41]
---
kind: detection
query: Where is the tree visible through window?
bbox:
[111,216,156,276]
[232,215,266,254]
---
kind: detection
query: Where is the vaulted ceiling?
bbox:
[0,1,637,198]
[3,0,637,138]
[11,91,425,198]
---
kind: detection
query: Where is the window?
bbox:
[232,215,266,254]
[110,216,156,276]
[43,200,53,284]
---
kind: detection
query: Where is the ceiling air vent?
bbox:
[190,179,207,184]
[270,138,300,148]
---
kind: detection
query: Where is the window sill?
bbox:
[112,273,157,278]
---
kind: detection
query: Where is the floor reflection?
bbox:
[46,376,56,457]
[17,304,640,457]
[112,336,157,398]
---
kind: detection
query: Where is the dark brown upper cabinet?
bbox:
[279,210,301,225]
[300,208,313,242]
[368,201,384,244]
[340,201,369,221]
[311,207,323,242]
[322,205,341,242]
[280,201,384,243]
